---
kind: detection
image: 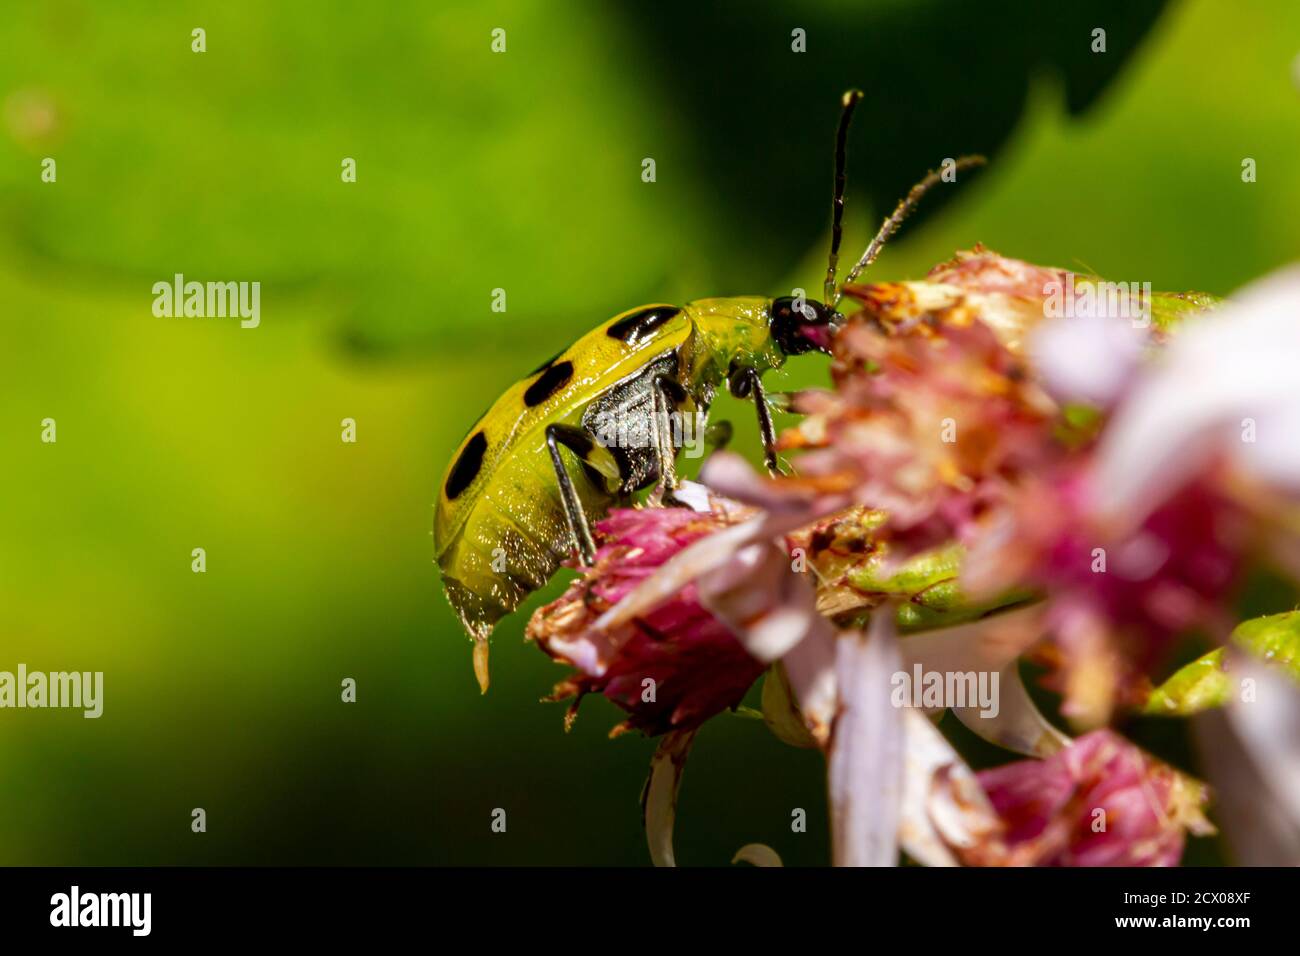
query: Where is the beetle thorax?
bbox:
[681,296,785,389]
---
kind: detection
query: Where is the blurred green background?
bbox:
[1,0,1297,865]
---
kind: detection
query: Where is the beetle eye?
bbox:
[771,296,832,355]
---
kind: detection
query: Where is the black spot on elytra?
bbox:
[445,431,487,500]
[524,360,574,407]
[606,305,680,346]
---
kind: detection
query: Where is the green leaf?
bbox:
[1143,611,1300,716]
[1142,648,1231,716]
[760,663,818,750]
[895,590,1036,633]
[837,543,1036,633]
[1149,290,1222,332]
[1231,610,1300,682]
[846,544,963,597]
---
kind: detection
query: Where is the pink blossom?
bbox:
[782,307,1058,558]
[971,729,1213,867]
[526,497,766,737]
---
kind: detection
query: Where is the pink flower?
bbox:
[526,495,766,737]
[510,251,1291,868]
[970,729,1213,866]
[782,305,1058,558]
[525,466,852,866]
[848,245,1070,355]
[788,249,1253,726]
[588,456,1017,868]
[966,471,1249,724]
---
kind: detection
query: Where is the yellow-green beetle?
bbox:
[434,91,982,689]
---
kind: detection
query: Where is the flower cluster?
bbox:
[969,730,1214,867]
[526,500,765,737]
[520,250,1300,867]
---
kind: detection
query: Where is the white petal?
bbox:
[700,542,823,662]
[1030,312,1145,407]
[1235,405,1300,490]
[829,614,904,867]
[642,729,697,868]
[1194,657,1300,865]
[899,708,1003,866]
[594,516,764,631]
[777,617,839,745]
[1093,266,1300,528]
[899,608,1065,757]
[732,843,785,867]
[951,664,1071,758]
[900,605,1044,675]
[669,479,714,512]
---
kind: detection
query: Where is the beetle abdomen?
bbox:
[437,434,617,641]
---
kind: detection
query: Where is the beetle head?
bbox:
[770,295,837,356]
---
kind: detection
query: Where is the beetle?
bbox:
[434,90,983,689]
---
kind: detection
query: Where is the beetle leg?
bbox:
[745,368,780,476]
[649,374,686,506]
[704,419,733,453]
[545,424,598,566]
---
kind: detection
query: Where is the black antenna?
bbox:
[831,155,986,308]
[823,89,863,304]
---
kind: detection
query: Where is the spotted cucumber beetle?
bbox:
[435,90,983,689]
